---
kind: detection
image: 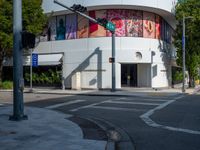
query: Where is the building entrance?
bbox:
[121,64,137,87]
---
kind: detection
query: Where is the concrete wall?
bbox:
[138,64,151,87]
[35,36,171,89]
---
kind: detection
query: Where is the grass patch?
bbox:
[0,81,13,89]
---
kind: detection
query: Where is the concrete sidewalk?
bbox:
[28,86,200,97]
[0,106,107,150]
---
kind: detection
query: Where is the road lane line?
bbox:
[108,101,161,106]
[45,100,86,109]
[140,95,200,135]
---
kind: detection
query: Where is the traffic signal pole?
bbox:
[54,0,97,24]
[10,0,27,121]
[111,32,116,92]
[54,0,116,92]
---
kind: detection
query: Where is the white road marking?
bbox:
[45,100,86,109]
[88,106,147,112]
[108,100,160,106]
[140,95,200,135]
[69,98,127,112]
[114,98,169,102]
[69,100,109,112]
[137,98,169,102]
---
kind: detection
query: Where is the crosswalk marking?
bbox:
[70,100,110,112]
[45,100,86,109]
[108,100,161,106]
[69,98,126,112]
[69,98,165,112]
[89,106,147,112]
[115,98,169,102]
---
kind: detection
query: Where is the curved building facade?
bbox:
[36,0,177,89]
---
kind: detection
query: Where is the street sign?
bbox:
[32,53,38,67]
[106,21,115,32]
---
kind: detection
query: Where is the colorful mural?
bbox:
[66,14,77,39]
[125,10,143,37]
[56,15,66,40]
[46,9,172,43]
[107,10,126,37]
[89,10,107,37]
[155,15,161,39]
[143,12,155,38]
[77,13,89,38]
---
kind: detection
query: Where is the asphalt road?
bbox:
[1,91,200,150]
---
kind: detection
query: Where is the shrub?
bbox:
[0,81,13,89]
[24,69,61,85]
[172,71,183,84]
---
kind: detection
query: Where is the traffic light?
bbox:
[71,4,87,12]
[97,18,108,28]
[22,31,36,49]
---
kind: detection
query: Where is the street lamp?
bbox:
[182,15,193,93]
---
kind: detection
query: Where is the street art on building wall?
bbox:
[107,9,126,37]
[66,14,77,39]
[143,12,155,38]
[49,17,57,41]
[126,10,143,37]
[56,15,66,40]
[89,10,107,37]
[77,13,89,38]
[46,9,172,43]
[155,15,161,39]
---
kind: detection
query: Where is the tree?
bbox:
[0,0,47,82]
[174,0,200,87]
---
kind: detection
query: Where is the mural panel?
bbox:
[107,9,126,37]
[89,10,107,37]
[66,14,77,39]
[155,15,161,39]
[125,10,143,37]
[56,15,66,40]
[77,13,89,38]
[143,12,155,38]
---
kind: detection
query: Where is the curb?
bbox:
[84,116,136,150]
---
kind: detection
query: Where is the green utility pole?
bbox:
[54,0,116,91]
[9,0,27,121]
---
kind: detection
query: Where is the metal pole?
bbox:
[182,16,186,93]
[30,49,33,92]
[111,32,116,92]
[10,0,27,121]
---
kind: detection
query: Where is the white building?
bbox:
[35,0,177,89]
